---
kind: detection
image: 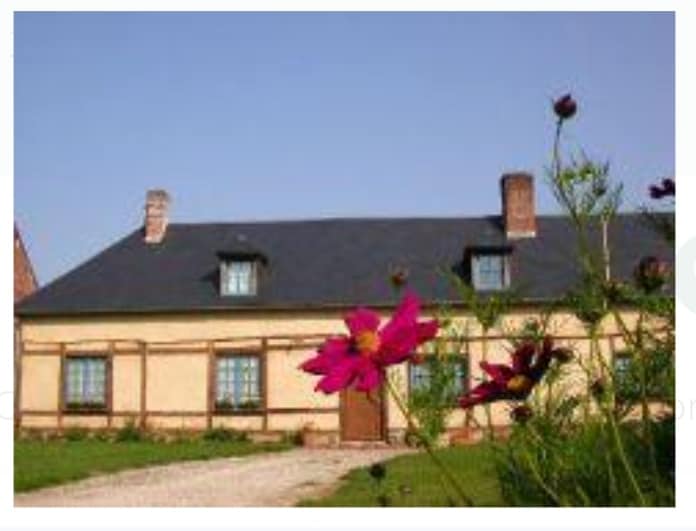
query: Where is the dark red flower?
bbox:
[553,93,578,120]
[459,337,563,408]
[300,293,438,393]
[634,256,670,293]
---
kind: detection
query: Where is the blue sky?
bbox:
[14,11,674,284]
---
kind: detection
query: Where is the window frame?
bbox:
[471,252,510,291]
[61,353,112,414]
[220,259,259,297]
[212,351,265,415]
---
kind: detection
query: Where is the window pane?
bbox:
[473,254,505,290]
[216,355,261,408]
[410,363,431,391]
[410,357,469,398]
[64,357,106,407]
[224,261,255,295]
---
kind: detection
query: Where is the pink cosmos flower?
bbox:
[459,337,568,408]
[300,293,439,394]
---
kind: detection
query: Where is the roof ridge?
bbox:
[165,211,649,228]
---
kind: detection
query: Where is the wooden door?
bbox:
[340,386,384,441]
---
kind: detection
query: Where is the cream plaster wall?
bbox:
[18,308,633,433]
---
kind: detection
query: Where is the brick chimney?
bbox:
[144,189,171,244]
[500,172,536,239]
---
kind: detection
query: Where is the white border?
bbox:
[2,1,692,530]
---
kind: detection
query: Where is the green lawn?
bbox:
[299,444,505,507]
[15,438,292,493]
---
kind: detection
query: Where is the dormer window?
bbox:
[217,235,267,297]
[221,260,257,296]
[471,252,510,291]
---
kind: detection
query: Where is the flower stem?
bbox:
[480,330,496,441]
[384,374,475,507]
[590,333,647,506]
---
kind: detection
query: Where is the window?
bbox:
[409,357,469,398]
[471,253,509,291]
[614,355,633,381]
[215,355,261,411]
[221,261,257,296]
[64,356,107,410]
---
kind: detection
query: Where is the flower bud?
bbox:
[602,280,628,304]
[553,93,578,120]
[661,178,675,196]
[369,462,387,481]
[510,405,533,424]
[552,348,573,364]
[649,177,675,199]
[634,256,670,293]
[590,378,606,399]
[649,184,664,199]
[390,267,409,289]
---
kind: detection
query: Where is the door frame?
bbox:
[339,385,388,442]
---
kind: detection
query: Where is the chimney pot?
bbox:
[501,173,536,239]
[144,189,171,244]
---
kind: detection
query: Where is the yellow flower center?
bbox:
[506,374,533,394]
[355,330,381,356]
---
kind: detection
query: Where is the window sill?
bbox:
[62,408,109,416]
[213,409,264,416]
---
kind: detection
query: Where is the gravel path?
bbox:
[15,447,411,507]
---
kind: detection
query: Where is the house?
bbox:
[14,224,38,427]
[14,174,672,443]
[14,224,38,303]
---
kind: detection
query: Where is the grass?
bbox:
[298,444,504,507]
[15,438,292,493]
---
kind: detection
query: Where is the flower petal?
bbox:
[354,364,383,392]
[417,319,439,342]
[299,336,351,375]
[480,362,515,385]
[511,343,535,374]
[380,292,421,341]
[459,381,504,408]
[344,308,381,337]
[379,293,434,364]
[315,356,362,394]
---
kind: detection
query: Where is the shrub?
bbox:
[63,427,88,442]
[115,420,144,443]
[202,427,248,443]
[281,430,303,446]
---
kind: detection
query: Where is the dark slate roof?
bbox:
[15,213,673,316]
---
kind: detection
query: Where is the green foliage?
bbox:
[445,271,515,331]
[115,419,144,443]
[486,95,675,508]
[565,274,609,329]
[62,427,89,442]
[613,347,674,417]
[551,156,622,221]
[494,415,674,507]
[201,427,248,443]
